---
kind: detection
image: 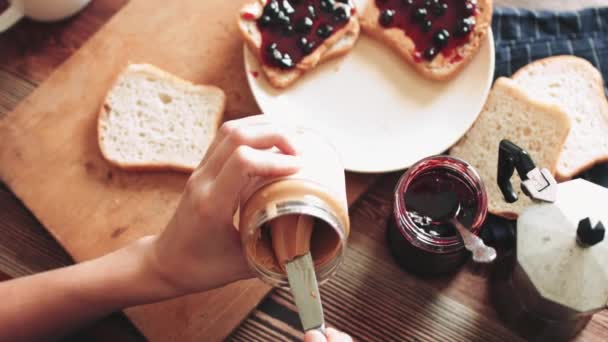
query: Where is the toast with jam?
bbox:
[238,0,360,88]
[360,0,492,81]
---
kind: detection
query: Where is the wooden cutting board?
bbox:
[0,0,375,340]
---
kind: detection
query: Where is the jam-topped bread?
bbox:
[238,0,360,88]
[360,0,492,80]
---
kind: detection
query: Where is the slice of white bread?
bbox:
[98,64,225,173]
[450,78,571,219]
[238,0,360,88]
[512,56,608,180]
[359,0,492,81]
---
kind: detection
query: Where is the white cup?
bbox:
[0,0,92,32]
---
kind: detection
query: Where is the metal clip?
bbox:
[497,140,558,203]
[522,168,557,203]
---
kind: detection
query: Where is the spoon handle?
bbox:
[450,218,497,263]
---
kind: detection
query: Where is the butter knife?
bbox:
[285,252,325,333]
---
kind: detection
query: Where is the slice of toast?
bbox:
[98,64,225,173]
[238,0,360,88]
[450,78,571,219]
[512,56,608,180]
[359,0,492,81]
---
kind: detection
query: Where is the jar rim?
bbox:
[393,155,488,254]
[244,197,347,287]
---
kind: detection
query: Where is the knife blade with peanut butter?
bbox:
[270,215,325,333]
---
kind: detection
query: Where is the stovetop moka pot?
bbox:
[491,140,608,341]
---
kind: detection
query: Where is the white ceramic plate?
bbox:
[245,30,495,173]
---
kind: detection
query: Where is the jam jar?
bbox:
[387,156,488,275]
[239,126,349,287]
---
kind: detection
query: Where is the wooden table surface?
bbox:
[1,0,607,341]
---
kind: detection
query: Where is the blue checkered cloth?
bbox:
[492,6,608,95]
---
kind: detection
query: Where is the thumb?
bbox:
[304,330,327,342]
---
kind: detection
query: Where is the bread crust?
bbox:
[359,0,492,81]
[491,79,570,218]
[97,64,226,173]
[512,55,608,180]
[237,0,361,88]
[450,77,571,219]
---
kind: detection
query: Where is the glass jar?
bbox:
[239,127,349,287]
[387,155,488,275]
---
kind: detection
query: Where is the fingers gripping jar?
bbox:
[239,127,349,287]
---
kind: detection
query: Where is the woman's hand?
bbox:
[147,115,302,295]
[305,328,353,342]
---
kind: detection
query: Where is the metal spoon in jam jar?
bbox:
[416,192,497,263]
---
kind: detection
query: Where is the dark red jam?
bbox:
[387,156,487,276]
[252,0,354,69]
[374,0,478,61]
[404,169,478,237]
[387,215,468,275]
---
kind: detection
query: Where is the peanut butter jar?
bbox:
[239,127,349,287]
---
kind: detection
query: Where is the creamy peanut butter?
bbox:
[240,179,348,274]
[238,127,349,284]
[271,215,314,269]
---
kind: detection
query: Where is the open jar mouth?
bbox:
[243,197,347,288]
[393,155,488,254]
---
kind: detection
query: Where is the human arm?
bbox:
[0,115,301,341]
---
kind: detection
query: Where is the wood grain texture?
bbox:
[234,174,524,342]
[0,0,375,340]
[0,184,72,276]
[0,1,140,339]
[232,173,608,342]
[0,0,128,84]
[0,269,9,282]
[0,0,607,341]
[0,68,36,117]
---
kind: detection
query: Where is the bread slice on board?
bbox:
[450,77,571,219]
[359,0,492,81]
[98,64,225,173]
[238,0,360,88]
[512,56,608,180]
